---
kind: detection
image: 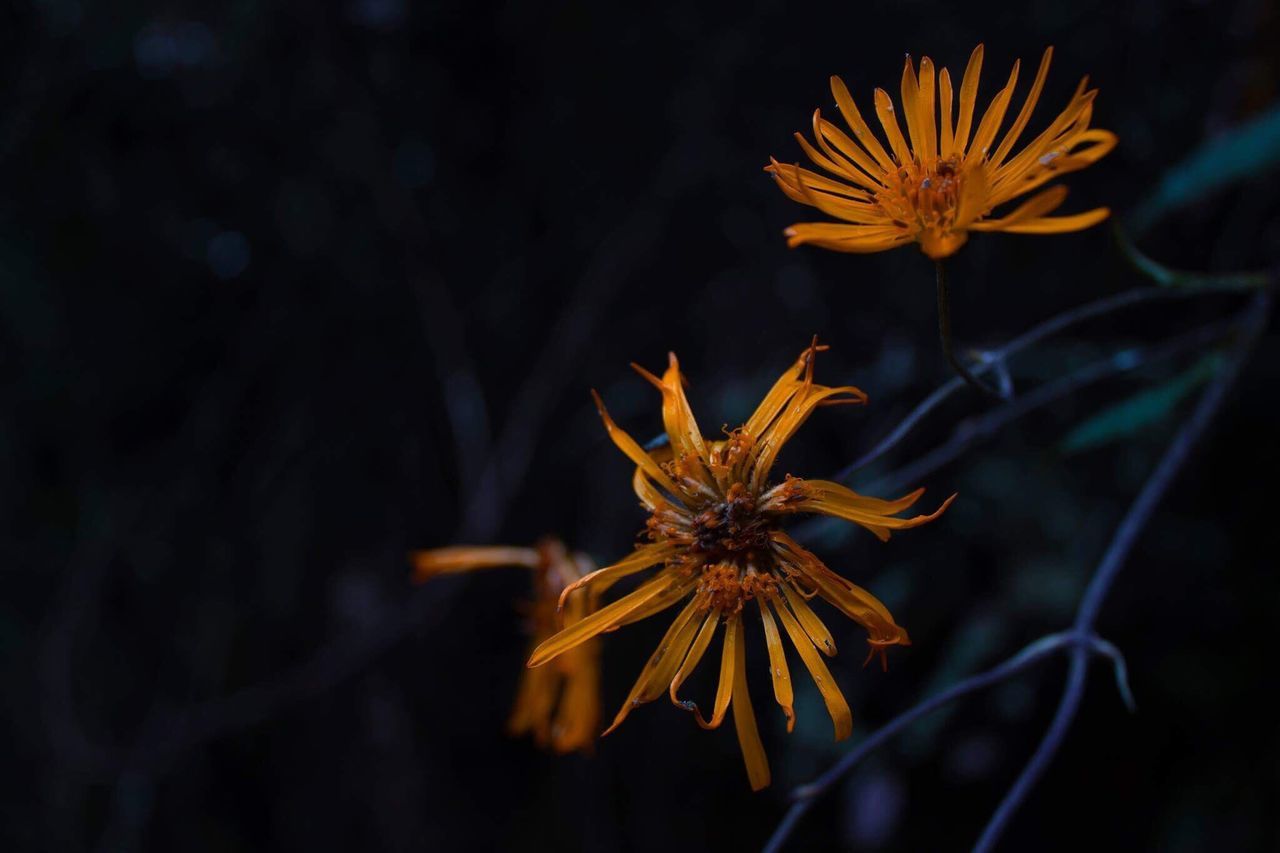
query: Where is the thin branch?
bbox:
[768,291,1269,852]
[795,314,1238,545]
[972,289,1271,852]
[762,631,1126,853]
[837,284,1231,483]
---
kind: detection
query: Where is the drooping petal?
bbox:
[507,652,559,744]
[772,531,910,647]
[771,597,852,741]
[557,541,681,610]
[756,596,794,731]
[731,616,771,791]
[669,610,719,707]
[680,613,736,730]
[529,570,693,667]
[411,545,540,582]
[603,597,704,735]
[549,639,601,752]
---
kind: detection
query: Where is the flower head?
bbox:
[766,45,1117,259]
[527,341,955,789]
[412,538,601,754]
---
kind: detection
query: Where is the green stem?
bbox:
[935,260,1006,401]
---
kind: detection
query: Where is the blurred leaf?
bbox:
[1114,226,1269,291]
[1059,353,1224,454]
[1129,102,1280,234]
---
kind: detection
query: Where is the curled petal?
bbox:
[782,480,955,542]
[603,597,704,735]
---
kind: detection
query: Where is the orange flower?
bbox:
[412,538,600,754]
[767,45,1117,259]
[526,342,955,789]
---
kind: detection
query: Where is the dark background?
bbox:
[3,0,1279,851]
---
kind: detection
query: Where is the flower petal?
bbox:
[603,597,704,735]
[968,185,1069,231]
[990,46,1053,169]
[782,481,955,542]
[873,87,913,166]
[591,389,682,497]
[679,612,736,730]
[779,579,837,656]
[953,44,985,155]
[938,66,956,157]
[830,76,895,172]
[529,570,691,667]
[632,352,710,466]
[731,616,771,791]
[771,598,852,741]
[756,596,795,731]
[997,207,1111,234]
[783,222,913,252]
[968,58,1020,161]
[557,541,681,610]
[772,531,909,646]
[669,610,719,707]
[411,545,540,582]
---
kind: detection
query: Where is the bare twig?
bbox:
[767,290,1269,852]
[837,284,1235,483]
[972,289,1270,851]
[934,260,1009,401]
[762,631,1131,853]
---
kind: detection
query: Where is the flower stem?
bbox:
[935,260,1006,401]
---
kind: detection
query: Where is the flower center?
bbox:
[688,482,773,560]
[876,155,964,231]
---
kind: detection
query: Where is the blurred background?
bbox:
[3,0,1279,850]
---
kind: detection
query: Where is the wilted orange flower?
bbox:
[767,45,1117,259]
[412,538,600,754]
[526,342,954,789]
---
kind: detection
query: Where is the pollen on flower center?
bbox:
[877,155,966,230]
[693,564,779,615]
